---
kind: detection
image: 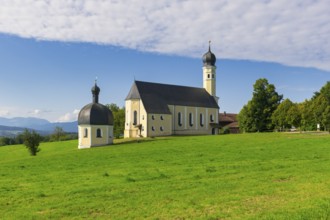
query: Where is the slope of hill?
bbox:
[0,133,329,219]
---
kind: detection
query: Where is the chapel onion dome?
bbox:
[202,45,216,66]
[78,82,114,126]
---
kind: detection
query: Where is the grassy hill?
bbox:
[1,133,330,219]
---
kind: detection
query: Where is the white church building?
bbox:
[124,45,220,138]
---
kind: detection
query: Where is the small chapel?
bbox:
[124,45,220,138]
[77,82,114,149]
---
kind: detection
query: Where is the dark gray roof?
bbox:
[78,82,113,125]
[202,46,216,66]
[126,81,219,114]
[78,103,114,125]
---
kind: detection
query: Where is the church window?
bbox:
[178,112,182,126]
[200,113,204,127]
[208,74,210,78]
[160,126,164,131]
[160,115,163,120]
[133,111,137,125]
[210,114,214,122]
[84,128,88,138]
[152,115,155,120]
[96,128,102,138]
[152,126,155,131]
[189,113,193,127]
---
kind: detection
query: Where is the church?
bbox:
[124,45,220,138]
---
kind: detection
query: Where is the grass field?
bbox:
[1,133,330,219]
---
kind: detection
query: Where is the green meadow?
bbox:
[1,133,330,219]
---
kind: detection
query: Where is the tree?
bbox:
[22,129,41,156]
[286,103,302,129]
[51,126,65,141]
[238,78,282,132]
[272,99,294,131]
[322,106,330,132]
[106,103,125,138]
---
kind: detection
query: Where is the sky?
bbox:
[0,0,329,122]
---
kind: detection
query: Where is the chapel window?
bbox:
[96,128,102,138]
[133,111,137,125]
[178,112,182,126]
[200,113,204,127]
[210,114,214,122]
[84,128,88,138]
[189,113,193,127]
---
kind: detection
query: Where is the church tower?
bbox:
[202,42,218,102]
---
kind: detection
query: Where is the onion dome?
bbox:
[78,82,114,125]
[202,43,216,66]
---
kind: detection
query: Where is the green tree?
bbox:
[286,103,302,129]
[22,129,41,156]
[238,78,282,132]
[51,126,65,141]
[322,106,330,132]
[0,137,11,146]
[301,82,330,131]
[106,103,125,138]
[272,99,294,131]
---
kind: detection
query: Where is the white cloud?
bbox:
[57,109,80,122]
[0,110,10,117]
[0,0,329,71]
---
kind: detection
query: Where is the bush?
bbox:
[22,129,41,156]
[219,126,230,135]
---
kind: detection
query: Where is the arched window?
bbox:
[96,128,102,138]
[152,126,155,131]
[189,113,193,127]
[160,126,164,131]
[152,115,155,120]
[208,74,210,78]
[84,128,88,138]
[133,111,137,125]
[200,113,204,127]
[210,114,214,122]
[160,115,164,120]
[178,112,182,126]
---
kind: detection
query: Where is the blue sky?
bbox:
[0,1,329,122]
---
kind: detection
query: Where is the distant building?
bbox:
[124,45,220,137]
[77,82,114,148]
[219,112,240,133]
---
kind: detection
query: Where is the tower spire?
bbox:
[91,78,100,103]
[208,40,211,51]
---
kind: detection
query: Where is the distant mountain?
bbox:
[0,117,78,137]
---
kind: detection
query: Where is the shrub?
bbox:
[22,129,41,156]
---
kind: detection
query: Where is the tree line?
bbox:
[238,78,330,132]
[0,127,77,147]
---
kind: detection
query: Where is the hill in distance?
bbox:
[0,117,77,136]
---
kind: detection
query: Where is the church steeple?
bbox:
[202,42,217,101]
[91,79,100,103]
[202,41,216,66]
